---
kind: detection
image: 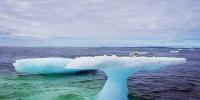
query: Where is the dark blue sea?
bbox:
[0,47,200,100]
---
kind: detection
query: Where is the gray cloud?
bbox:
[0,0,200,39]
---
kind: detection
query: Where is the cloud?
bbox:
[0,0,200,40]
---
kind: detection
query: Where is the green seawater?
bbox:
[0,72,105,100]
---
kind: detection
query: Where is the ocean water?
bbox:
[0,47,200,100]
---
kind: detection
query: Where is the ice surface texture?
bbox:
[13,58,79,74]
[13,56,186,100]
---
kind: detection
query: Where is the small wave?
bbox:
[188,48,196,51]
[55,94,86,100]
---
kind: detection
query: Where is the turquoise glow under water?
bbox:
[0,72,105,100]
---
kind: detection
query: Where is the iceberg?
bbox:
[169,50,180,53]
[13,58,80,74]
[13,56,186,100]
[66,55,186,100]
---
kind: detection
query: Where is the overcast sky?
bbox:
[0,0,200,47]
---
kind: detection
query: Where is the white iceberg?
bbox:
[13,56,186,100]
[169,50,180,53]
[13,58,80,74]
[66,55,186,100]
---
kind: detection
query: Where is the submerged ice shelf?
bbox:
[13,56,186,100]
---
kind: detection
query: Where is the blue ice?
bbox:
[13,58,80,74]
[13,56,186,100]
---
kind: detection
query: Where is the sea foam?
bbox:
[13,56,186,100]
